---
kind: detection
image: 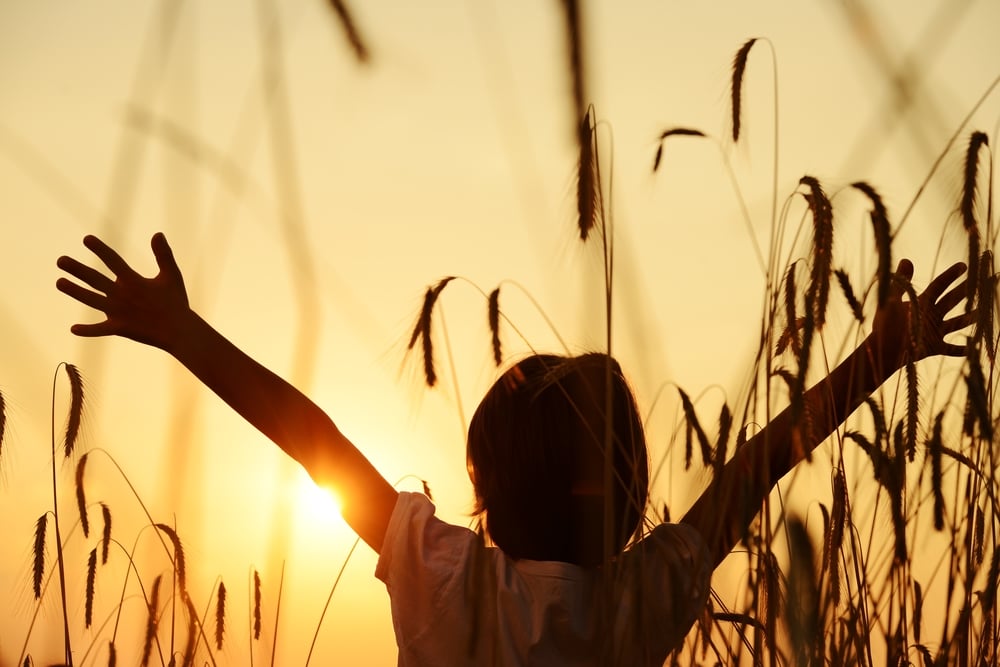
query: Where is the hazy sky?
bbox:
[2,1,998,664]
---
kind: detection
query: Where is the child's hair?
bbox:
[466,353,649,565]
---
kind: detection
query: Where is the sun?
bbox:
[294,469,343,524]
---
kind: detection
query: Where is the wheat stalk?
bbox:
[407,277,455,387]
[85,548,97,628]
[75,453,90,538]
[63,363,84,457]
[215,581,226,650]
[141,574,162,667]
[730,39,758,142]
[32,513,47,599]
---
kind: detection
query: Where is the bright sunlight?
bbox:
[294,468,344,524]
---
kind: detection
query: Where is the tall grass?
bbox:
[3,4,997,664]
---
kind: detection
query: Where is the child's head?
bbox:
[466,353,649,566]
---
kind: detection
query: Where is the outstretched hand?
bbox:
[869,259,976,370]
[57,233,190,351]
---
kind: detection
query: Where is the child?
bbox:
[56,233,973,665]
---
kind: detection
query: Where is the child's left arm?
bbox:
[56,234,398,553]
[681,259,974,568]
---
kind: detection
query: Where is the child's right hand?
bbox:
[57,233,191,352]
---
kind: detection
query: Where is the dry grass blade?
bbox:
[32,513,47,599]
[63,363,84,458]
[730,38,757,142]
[826,469,847,605]
[962,132,988,304]
[488,287,502,366]
[154,523,187,596]
[904,361,918,461]
[577,109,598,240]
[973,508,984,566]
[560,0,585,132]
[928,412,945,530]
[141,574,162,667]
[683,419,693,470]
[407,277,455,387]
[851,181,892,306]
[182,594,197,667]
[775,317,806,358]
[253,569,262,640]
[715,403,732,478]
[216,581,226,650]
[834,268,864,322]
[325,0,369,63]
[108,641,116,667]
[914,581,924,644]
[677,387,712,467]
[889,422,907,564]
[799,176,834,328]
[100,503,111,565]
[0,388,6,468]
[85,547,97,628]
[964,353,993,439]
[787,517,821,666]
[976,250,996,361]
[760,551,782,641]
[961,133,988,231]
[652,128,706,172]
[779,266,801,355]
[75,453,90,538]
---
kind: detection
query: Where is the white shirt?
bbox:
[376,492,712,666]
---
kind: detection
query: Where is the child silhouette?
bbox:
[57,233,973,665]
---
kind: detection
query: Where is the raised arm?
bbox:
[56,233,398,552]
[681,259,974,567]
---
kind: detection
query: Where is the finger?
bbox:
[941,310,977,334]
[888,259,914,300]
[56,256,115,294]
[895,258,914,281]
[56,277,109,312]
[83,235,137,279]
[70,321,117,337]
[934,279,968,316]
[151,232,183,282]
[923,262,967,301]
[940,342,967,357]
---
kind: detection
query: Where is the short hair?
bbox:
[466,353,649,565]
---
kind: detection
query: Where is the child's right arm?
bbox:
[680,259,974,568]
[57,233,398,553]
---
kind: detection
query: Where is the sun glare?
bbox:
[294,469,344,524]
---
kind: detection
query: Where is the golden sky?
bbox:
[1,1,998,664]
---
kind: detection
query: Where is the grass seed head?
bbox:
[85,547,97,628]
[32,513,47,599]
[100,503,111,564]
[851,181,892,306]
[253,569,262,640]
[216,581,227,650]
[488,287,502,366]
[730,38,757,142]
[325,0,370,63]
[155,523,187,596]
[141,574,162,667]
[577,109,598,241]
[63,363,84,458]
[75,453,90,538]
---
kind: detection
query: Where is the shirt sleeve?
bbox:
[615,522,713,659]
[375,491,483,658]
